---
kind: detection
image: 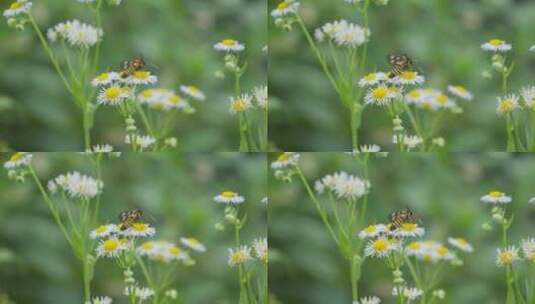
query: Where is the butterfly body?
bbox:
[120,56,146,79]
[387,54,414,79]
[388,207,417,231]
[118,208,144,230]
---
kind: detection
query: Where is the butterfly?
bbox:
[387,54,414,79]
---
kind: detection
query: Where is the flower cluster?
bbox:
[228,237,267,266]
[229,87,267,114]
[47,19,103,48]
[314,171,371,200]
[48,171,103,200]
[138,88,195,113]
[314,19,370,48]
[3,152,33,182]
[271,152,301,182]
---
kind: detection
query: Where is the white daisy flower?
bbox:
[120,223,156,238]
[180,85,205,101]
[496,94,520,115]
[91,72,120,87]
[365,85,396,106]
[229,94,253,114]
[321,20,349,40]
[447,85,473,101]
[137,240,189,263]
[392,223,425,238]
[125,134,156,151]
[393,286,423,302]
[3,0,32,18]
[358,72,387,87]
[252,238,268,263]
[122,71,158,86]
[167,245,190,262]
[97,86,130,106]
[314,28,325,42]
[480,191,512,204]
[3,152,32,169]
[89,296,112,304]
[333,22,370,48]
[214,39,245,52]
[228,245,253,267]
[365,238,399,258]
[496,246,520,267]
[49,171,103,199]
[358,224,388,239]
[90,224,118,239]
[180,237,206,253]
[271,0,300,18]
[357,296,381,304]
[481,38,512,52]
[520,86,535,109]
[332,173,370,200]
[392,135,423,151]
[136,241,158,257]
[253,85,268,109]
[389,71,425,86]
[271,152,300,170]
[448,237,473,253]
[521,238,535,261]
[48,20,103,48]
[96,238,129,258]
[214,191,245,205]
[138,89,190,112]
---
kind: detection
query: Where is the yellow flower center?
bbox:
[454,86,467,93]
[222,39,237,46]
[456,238,468,246]
[499,100,513,112]
[277,153,289,162]
[372,87,388,100]
[408,90,421,98]
[141,89,154,98]
[231,251,246,264]
[364,73,376,81]
[408,242,421,250]
[132,223,148,231]
[103,239,119,252]
[232,99,248,112]
[489,191,503,198]
[372,239,389,252]
[364,225,377,234]
[133,71,150,79]
[105,87,122,99]
[437,246,449,257]
[401,71,417,80]
[187,238,200,245]
[188,86,199,93]
[277,2,289,9]
[96,73,109,81]
[222,191,236,198]
[142,242,154,250]
[95,225,108,234]
[401,223,417,231]
[499,252,514,264]
[489,39,504,46]
[437,94,448,105]
[170,246,182,256]
[10,2,22,9]
[170,95,182,104]
[10,152,23,162]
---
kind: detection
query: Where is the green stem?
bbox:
[239,113,250,152]
[295,166,340,247]
[28,13,73,94]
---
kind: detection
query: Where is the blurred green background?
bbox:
[0,0,266,151]
[268,152,535,303]
[268,0,535,151]
[0,152,267,303]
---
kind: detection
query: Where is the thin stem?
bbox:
[295,14,340,95]
[28,13,73,95]
[295,166,340,247]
